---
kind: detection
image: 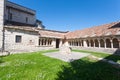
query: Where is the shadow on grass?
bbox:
[103,48,120,63]
[56,50,120,80]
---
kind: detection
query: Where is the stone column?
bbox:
[46,39,49,46]
[110,39,113,48]
[93,40,95,47]
[52,39,56,48]
[0,0,6,51]
[98,40,100,48]
[83,40,87,47]
[89,40,91,47]
[104,40,106,48]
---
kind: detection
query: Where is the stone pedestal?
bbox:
[59,45,71,54]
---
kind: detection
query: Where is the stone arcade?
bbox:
[0,0,120,54]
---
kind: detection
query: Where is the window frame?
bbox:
[15,35,22,43]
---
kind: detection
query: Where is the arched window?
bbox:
[100,39,104,48]
[42,39,44,45]
[113,38,119,48]
[44,39,47,45]
[49,39,52,45]
[76,41,79,46]
[79,41,81,46]
[95,39,99,47]
[106,39,111,48]
[90,40,94,47]
[39,39,41,46]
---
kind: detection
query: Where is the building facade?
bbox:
[0,0,120,54]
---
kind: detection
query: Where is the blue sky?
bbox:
[9,0,120,31]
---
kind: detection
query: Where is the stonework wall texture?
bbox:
[5,1,36,25]
[5,7,36,25]
[0,0,5,50]
[4,28,56,53]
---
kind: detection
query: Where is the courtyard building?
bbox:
[0,0,120,54]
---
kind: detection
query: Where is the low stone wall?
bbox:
[7,46,55,54]
[71,47,120,55]
[0,51,10,56]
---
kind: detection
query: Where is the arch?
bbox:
[95,39,99,47]
[69,41,72,46]
[81,40,84,46]
[75,41,78,46]
[86,40,89,47]
[49,39,52,45]
[90,40,94,47]
[44,39,47,45]
[76,41,79,46]
[100,39,104,48]
[113,38,119,48]
[69,41,71,46]
[106,39,111,48]
[79,41,81,46]
[72,41,74,46]
[39,39,41,46]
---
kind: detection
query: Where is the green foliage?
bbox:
[0,50,119,80]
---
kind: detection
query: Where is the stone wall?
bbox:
[6,1,35,14]
[4,28,38,50]
[5,1,36,25]
[4,28,56,53]
[0,0,6,50]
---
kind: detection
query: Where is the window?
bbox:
[9,13,12,20]
[15,35,22,43]
[39,38,52,46]
[26,17,28,23]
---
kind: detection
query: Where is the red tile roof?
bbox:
[4,26,66,38]
[5,21,120,39]
[38,30,66,38]
[66,22,120,39]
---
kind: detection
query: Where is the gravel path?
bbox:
[43,52,90,62]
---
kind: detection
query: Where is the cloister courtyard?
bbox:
[0,49,120,80]
[0,0,120,80]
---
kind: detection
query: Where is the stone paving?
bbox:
[43,52,90,62]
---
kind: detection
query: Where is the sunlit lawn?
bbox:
[0,49,120,80]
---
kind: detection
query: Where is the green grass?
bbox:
[72,49,110,57]
[0,49,120,80]
[73,49,120,62]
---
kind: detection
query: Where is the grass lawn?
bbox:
[0,49,120,80]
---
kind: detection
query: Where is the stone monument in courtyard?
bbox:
[59,36,71,54]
